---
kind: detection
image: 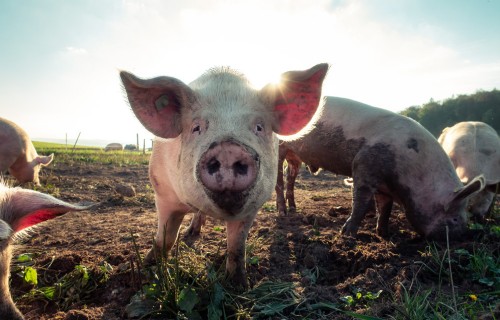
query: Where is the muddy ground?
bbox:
[8,160,499,319]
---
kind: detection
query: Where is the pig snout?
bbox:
[198,141,259,213]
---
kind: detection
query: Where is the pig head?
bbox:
[121,64,328,288]
[0,182,90,319]
[439,121,500,218]
[0,117,54,186]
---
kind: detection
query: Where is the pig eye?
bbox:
[254,123,264,135]
[192,124,201,134]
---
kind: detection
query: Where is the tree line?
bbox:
[399,89,500,137]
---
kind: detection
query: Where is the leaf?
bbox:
[39,286,55,300]
[364,290,383,300]
[341,295,354,305]
[478,278,494,286]
[23,266,38,285]
[249,256,259,265]
[178,287,199,313]
[16,253,34,263]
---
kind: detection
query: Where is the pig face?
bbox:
[121,65,328,220]
[420,175,484,239]
[8,154,53,186]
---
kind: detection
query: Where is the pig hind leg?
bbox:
[374,193,393,237]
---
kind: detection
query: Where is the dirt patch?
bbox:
[8,162,499,319]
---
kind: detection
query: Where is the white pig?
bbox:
[121,64,329,288]
[275,97,485,239]
[0,181,90,319]
[0,118,54,186]
[438,121,500,218]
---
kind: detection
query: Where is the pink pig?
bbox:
[0,118,53,185]
[121,64,328,288]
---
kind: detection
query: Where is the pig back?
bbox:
[439,121,500,185]
[0,118,27,171]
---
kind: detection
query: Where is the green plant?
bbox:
[21,262,112,311]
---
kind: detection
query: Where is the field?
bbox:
[7,143,500,319]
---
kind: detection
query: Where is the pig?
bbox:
[0,117,54,186]
[120,63,329,288]
[438,121,500,218]
[275,97,485,239]
[0,181,91,319]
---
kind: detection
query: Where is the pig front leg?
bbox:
[341,184,375,236]
[144,196,189,264]
[275,148,288,215]
[225,215,255,289]
[285,155,301,213]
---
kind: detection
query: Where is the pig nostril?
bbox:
[207,158,221,175]
[233,161,248,176]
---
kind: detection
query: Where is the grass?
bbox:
[391,218,500,320]
[33,140,150,166]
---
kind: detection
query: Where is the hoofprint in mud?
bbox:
[0,118,54,185]
[121,63,329,288]
[276,97,485,239]
[438,121,500,218]
[0,181,90,320]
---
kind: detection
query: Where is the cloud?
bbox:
[65,46,87,55]
[2,0,499,141]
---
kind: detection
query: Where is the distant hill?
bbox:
[400,89,500,136]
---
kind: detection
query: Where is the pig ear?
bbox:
[1,187,91,233]
[120,71,196,139]
[262,63,329,136]
[446,175,485,212]
[36,154,54,166]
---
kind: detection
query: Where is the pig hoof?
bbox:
[227,274,248,292]
[340,223,358,236]
[376,228,389,238]
[143,247,159,266]
[184,225,201,237]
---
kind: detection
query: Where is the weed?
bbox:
[19,262,113,311]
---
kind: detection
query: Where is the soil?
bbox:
[9,161,499,319]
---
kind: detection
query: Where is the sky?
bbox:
[1,0,499,147]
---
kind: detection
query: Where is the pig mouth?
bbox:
[204,189,252,215]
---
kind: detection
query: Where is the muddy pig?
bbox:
[0,181,91,319]
[275,97,485,239]
[121,63,329,288]
[438,121,500,218]
[0,117,54,185]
